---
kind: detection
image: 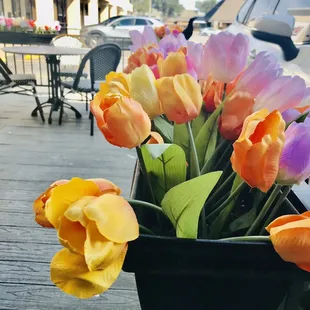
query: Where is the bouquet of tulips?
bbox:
[33,26,310,299]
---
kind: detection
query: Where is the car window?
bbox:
[237,0,255,24]
[147,20,154,25]
[112,19,135,27]
[246,0,279,24]
[275,0,310,15]
[135,19,148,26]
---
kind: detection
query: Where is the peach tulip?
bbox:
[266,211,310,272]
[130,65,162,118]
[91,94,151,149]
[156,74,202,124]
[231,109,285,192]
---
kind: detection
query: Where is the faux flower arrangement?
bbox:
[33,26,310,300]
[0,17,61,34]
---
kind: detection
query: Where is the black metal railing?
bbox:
[0,38,128,87]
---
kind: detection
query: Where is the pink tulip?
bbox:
[5,18,13,30]
[203,32,249,83]
[158,32,187,57]
[187,41,204,80]
[236,51,283,98]
[129,26,158,52]
[254,75,307,113]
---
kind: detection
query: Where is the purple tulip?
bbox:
[236,51,283,98]
[203,32,249,83]
[158,32,187,57]
[129,26,158,52]
[282,109,302,123]
[277,117,310,185]
[187,41,204,80]
[254,75,307,113]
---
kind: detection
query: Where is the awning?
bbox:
[209,0,245,23]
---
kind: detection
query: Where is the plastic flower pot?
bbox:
[123,163,310,310]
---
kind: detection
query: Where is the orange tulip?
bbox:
[295,105,310,113]
[231,109,285,192]
[100,72,130,96]
[124,45,163,74]
[219,91,255,140]
[91,94,151,149]
[266,211,310,272]
[147,132,164,144]
[202,75,238,112]
[33,178,120,228]
[156,74,202,124]
[155,26,167,38]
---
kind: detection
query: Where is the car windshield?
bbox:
[238,0,310,24]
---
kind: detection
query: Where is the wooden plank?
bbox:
[0,260,137,291]
[0,283,140,310]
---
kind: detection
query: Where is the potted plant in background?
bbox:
[33,26,310,309]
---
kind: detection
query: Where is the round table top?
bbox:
[2,46,91,56]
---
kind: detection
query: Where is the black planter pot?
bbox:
[124,164,310,310]
[0,32,56,45]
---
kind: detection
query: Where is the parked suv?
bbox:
[80,16,164,49]
[227,0,310,77]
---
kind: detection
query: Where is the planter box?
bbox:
[123,163,310,310]
[0,32,56,45]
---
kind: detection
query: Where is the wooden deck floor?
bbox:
[0,92,140,309]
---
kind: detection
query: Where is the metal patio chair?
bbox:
[60,43,122,136]
[51,34,88,80]
[0,58,45,122]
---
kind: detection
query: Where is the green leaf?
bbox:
[209,174,243,239]
[204,122,218,164]
[173,123,189,163]
[194,108,221,169]
[153,117,173,143]
[161,171,222,239]
[192,110,207,138]
[141,144,186,204]
[229,206,257,232]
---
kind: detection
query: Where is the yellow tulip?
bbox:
[100,72,130,96]
[156,73,202,124]
[158,52,188,77]
[50,246,127,298]
[130,65,162,118]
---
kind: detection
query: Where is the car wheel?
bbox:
[88,33,105,48]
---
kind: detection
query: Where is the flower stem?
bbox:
[284,197,299,214]
[186,122,206,237]
[220,236,270,242]
[259,186,292,235]
[186,122,200,177]
[206,181,247,221]
[246,184,282,236]
[139,224,155,235]
[205,171,236,209]
[135,146,156,204]
[127,199,164,215]
[222,83,227,102]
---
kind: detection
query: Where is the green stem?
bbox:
[205,172,236,209]
[222,83,227,102]
[139,224,155,235]
[201,139,232,174]
[246,184,282,236]
[135,146,156,204]
[206,181,247,221]
[186,122,200,178]
[260,186,292,235]
[186,122,206,237]
[220,236,270,242]
[127,199,164,215]
[284,197,299,214]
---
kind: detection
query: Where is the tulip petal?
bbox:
[88,178,121,195]
[83,194,139,243]
[147,131,164,144]
[50,247,127,298]
[84,221,126,271]
[266,214,306,233]
[33,189,54,228]
[45,178,101,229]
[159,52,188,77]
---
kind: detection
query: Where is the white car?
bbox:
[200,27,221,37]
[80,16,164,49]
[227,0,310,78]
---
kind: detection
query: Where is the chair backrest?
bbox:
[51,34,85,67]
[0,58,12,83]
[73,43,122,91]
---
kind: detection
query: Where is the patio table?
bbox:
[2,46,90,124]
